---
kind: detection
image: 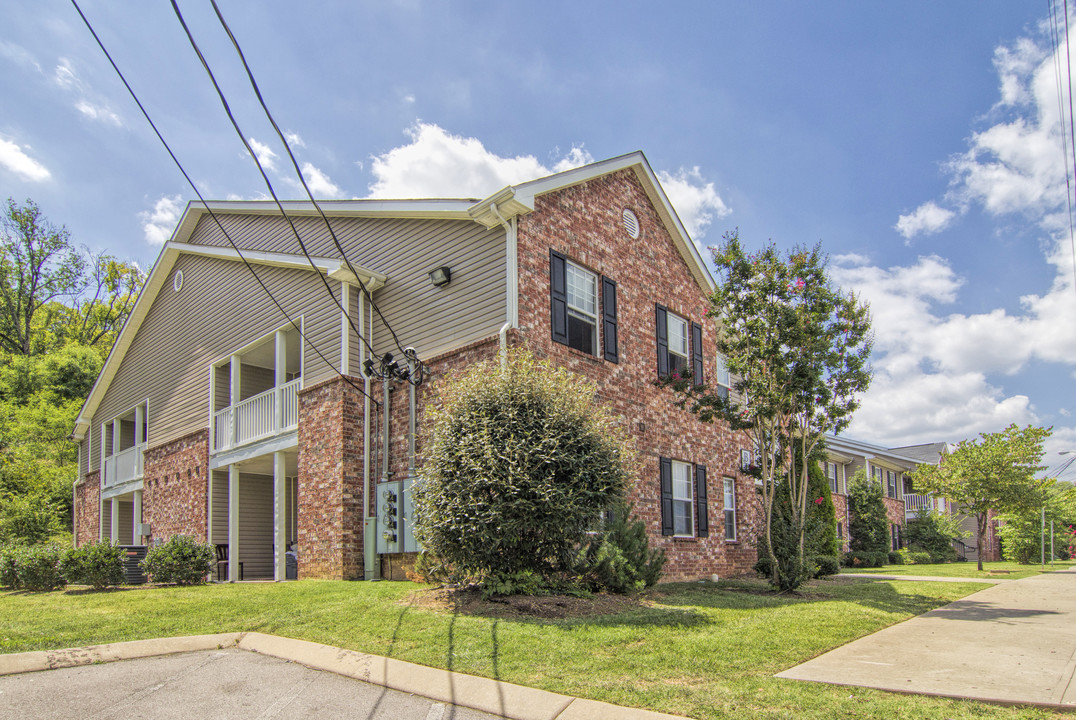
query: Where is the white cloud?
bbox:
[657,167,731,240]
[301,163,343,198]
[140,195,183,246]
[0,138,50,182]
[367,122,728,239]
[75,100,121,127]
[248,137,278,172]
[0,41,42,73]
[895,201,957,239]
[284,131,305,148]
[53,58,80,90]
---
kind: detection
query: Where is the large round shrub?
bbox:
[141,535,213,585]
[62,541,125,589]
[413,350,633,585]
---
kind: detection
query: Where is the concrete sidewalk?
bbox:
[0,632,687,720]
[778,567,1076,709]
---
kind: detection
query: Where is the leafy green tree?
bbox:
[806,457,841,560]
[0,199,85,356]
[413,350,633,592]
[904,508,966,562]
[847,469,889,556]
[662,231,872,590]
[912,424,1052,571]
[996,482,1076,563]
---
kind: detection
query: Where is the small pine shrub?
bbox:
[141,536,213,585]
[14,543,67,591]
[575,505,666,594]
[62,541,125,589]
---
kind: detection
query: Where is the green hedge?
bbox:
[62,541,125,589]
[141,536,213,585]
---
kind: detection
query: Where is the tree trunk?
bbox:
[976,512,987,572]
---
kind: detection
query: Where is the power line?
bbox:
[168,0,381,365]
[70,0,379,407]
[1049,0,1076,294]
[208,0,414,362]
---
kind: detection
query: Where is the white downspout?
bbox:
[490,204,517,369]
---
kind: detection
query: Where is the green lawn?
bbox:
[843,560,1076,580]
[0,576,1060,720]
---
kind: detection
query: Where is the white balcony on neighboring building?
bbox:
[904,493,944,520]
[103,442,146,488]
[211,326,301,455]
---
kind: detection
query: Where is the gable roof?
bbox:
[824,434,929,471]
[72,151,713,440]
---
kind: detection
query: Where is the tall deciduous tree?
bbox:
[0,199,85,355]
[912,424,1052,571]
[664,231,872,590]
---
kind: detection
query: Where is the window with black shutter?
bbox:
[550,250,617,360]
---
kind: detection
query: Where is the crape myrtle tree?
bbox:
[662,231,872,590]
[912,424,1052,571]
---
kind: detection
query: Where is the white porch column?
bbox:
[228,463,239,583]
[275,330,286,431]
[273,451,286,581]
[109,498,119,544]
[134,403,144,446]
[230,354,241,446]
[132,490,142,545]
[112,419,120,456]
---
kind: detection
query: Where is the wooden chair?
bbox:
[214,544,243,581]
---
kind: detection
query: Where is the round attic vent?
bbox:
[622,208,640,239]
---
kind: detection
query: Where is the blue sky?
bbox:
[2,2,1075,478]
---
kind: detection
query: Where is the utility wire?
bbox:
[70,0,379,407]
[209,0,414,362]
[1049,0,1076,294]
[1063,1,1076,293]
[168,0,379,364]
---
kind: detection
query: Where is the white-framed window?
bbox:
[723,477,737,541]
[715,353,731,396]
[565,261,598,355]
[666,312,689,373]
[672,460,694,537]
[740,449,753,471]
[826,462,840,494]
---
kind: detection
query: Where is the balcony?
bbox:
[905,493,935,520]
[103,443,146,488]
[213,378,300,453]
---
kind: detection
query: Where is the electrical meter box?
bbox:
[375,477,423,554]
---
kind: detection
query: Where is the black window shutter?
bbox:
[655,304,669,376]
[659,457,674,536]
[602,276,618,363]
[550,250,568,345]
[695,465,708,537]
[691,321,704,387]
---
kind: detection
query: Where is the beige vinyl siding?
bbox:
[210,471,228,547]
[80,439,88,477]
[88,253,341,473]
[187,213,508,363]
[238,473,274,580]
[117,501,133,544]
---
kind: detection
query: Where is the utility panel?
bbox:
[375,477,423,555]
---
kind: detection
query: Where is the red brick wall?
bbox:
[832,493,849,552]
[143,430,209,542]
[515,169,756,580]
[296,376,365,580]
[883,497,905,550]
[74,472,100,547]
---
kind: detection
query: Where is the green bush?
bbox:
[413,350,632,587]
[897,548,932,565]
[13,543,67,590]
[575,505,666,594]
[141,536,213,585]
[841,550,887,568]
[904,508,964,563]
[810,554,840,578]
[0,493,60,546]
[0,544,20,588]
[847,470,889,555]
[62,541,125,589]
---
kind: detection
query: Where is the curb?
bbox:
[0,633,688,720]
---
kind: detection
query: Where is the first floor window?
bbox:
[659,457,708,538]
[723,477,737,541]
[836,521,843,539]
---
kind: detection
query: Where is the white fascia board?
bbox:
[825,434,924,469]
[504,151,716,294]
[170,243,387,292]
[191,198,476,220]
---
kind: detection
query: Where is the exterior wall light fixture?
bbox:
[429,266,452,287]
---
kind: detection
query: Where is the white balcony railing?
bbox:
[103,443,146,488]
[904,493,934,519]
[213,378,300,453]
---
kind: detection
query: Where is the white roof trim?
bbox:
[169,243,386,291]
[825,434,924,469]
[472,151,716,293]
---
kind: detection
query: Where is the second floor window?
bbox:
[655,304,703,385]
[826,462,839,494]
[714,353,731,398]
[550,250,618,362]
[565,262,598,355]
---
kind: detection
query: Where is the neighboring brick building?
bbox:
[72,152,761,583]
